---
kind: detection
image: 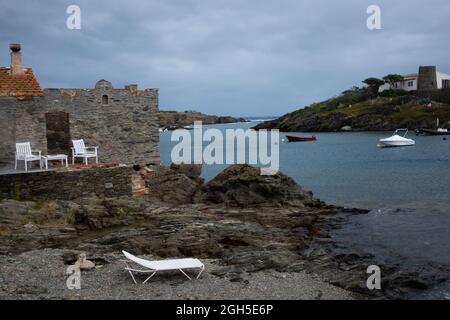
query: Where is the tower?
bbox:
[417,66,438,91]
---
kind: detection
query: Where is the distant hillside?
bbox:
[254,88,450,132]
[159,111,246,129]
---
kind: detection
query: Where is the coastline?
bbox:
[1,163,446,300]
[159,111,247,130]
[1,0,449,305]
[253,89,450,133]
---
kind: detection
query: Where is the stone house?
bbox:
[0,44,160,166]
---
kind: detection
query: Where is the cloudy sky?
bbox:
[1,0,449,116]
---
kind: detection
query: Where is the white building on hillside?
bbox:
[378,66,450,92]
[378,74,419,92]
[436,71,450,88]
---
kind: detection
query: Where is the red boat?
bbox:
[286,135,317,142]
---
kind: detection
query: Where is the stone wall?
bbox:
[0,166,132,201]
[0,80,160,165]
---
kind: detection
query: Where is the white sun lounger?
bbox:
[122,250,205,284]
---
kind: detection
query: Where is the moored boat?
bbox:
[416,118,450,136]
[286,135,317,142]
[378,129,415,148]
[416,128,450,136]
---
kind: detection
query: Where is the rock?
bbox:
[194,164,316,207]
[341,207,370,215]
[0,200,35,225]
[215,116,247,124]
[228,273,244,282]
[145,164,204,204]
[146,164,324,208]
[68,197,145,230]
[23,222,36,229]
[169,163,202,179]
[74,253,95,270]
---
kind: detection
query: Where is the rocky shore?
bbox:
[0,249,355,300]
[159,111,246,130]
[254,88,450,132]
[0,164,447,299]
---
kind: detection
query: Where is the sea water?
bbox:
[160,121,450,299]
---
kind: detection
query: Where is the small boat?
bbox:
[286,135,317,142]
[416,118,450,136]
[378,129,415,148]
[416,128,450,136]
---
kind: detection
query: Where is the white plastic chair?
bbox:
[15,142,42,172]
[122,251,205,284]
[71,139,98,164]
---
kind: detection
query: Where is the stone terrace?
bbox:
[0,44,160,166]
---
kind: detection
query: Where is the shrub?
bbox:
[379,89,410,97]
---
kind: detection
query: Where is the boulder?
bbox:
[68,197,144,230]
[194,164,316,207]
[144,164,204,204]
[169,163,202,179]
[74,253,95,270]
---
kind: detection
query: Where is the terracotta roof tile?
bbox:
[0,67,42,97]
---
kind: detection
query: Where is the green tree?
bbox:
[363,77,385,96]
[382,74,404,88]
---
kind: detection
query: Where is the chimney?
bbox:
[10,43,25,75]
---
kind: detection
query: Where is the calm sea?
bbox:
[160,121,450,299]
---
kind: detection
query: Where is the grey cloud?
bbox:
[0,0,449,116]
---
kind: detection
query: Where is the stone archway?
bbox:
[45,111,71,155]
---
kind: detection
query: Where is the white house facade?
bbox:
[378,74,418,92]
[378,67,450,92]
[437,71,450,89]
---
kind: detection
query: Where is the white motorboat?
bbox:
[378,129,415,148]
